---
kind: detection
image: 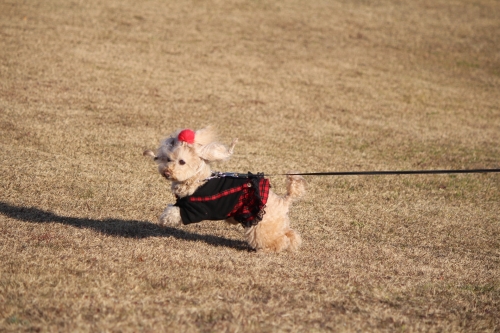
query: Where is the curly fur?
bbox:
[144,127,306,252]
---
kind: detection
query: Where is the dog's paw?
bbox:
[158,205,183,227]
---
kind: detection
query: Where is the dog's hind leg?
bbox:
[285,229,302,252]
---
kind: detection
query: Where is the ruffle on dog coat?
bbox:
[174,174,270,228]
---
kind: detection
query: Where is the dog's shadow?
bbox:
[0,201,249,251]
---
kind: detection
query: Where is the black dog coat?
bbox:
[174,174,270,228]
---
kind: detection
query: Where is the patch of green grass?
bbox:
[5,316,29,326]
[458,284,498,295]
[457,60,480,69]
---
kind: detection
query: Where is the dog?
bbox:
[144,127,306,252]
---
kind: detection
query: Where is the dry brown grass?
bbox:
[1,0,499,331]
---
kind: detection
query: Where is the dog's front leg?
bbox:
[158,204,183,227]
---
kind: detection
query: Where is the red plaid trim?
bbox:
[229,178,270,223]
[188,184,248,202]
[258,178,270,204]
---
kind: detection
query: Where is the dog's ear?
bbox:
[160,136,177,151]
[143,149,157,160]
[196,142,233,162]
[194,127,237,162]
[193,126,217,146]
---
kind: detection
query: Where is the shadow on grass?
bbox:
[0,201,249,251]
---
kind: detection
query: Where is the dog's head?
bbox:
[144,127,237,183]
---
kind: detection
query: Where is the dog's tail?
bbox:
[284,171,306,203]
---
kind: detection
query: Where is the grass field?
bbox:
[1,0,499,331]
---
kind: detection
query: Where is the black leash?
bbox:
[210,169,500,179]
[273,168,500,177]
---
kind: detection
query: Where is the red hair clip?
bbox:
[178,129,195,144]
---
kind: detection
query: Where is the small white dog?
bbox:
[144,127,306,252]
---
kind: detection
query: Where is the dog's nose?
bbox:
[162,168,171,179]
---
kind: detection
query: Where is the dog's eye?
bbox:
[166,157,172,162]
[179,160,186,165]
